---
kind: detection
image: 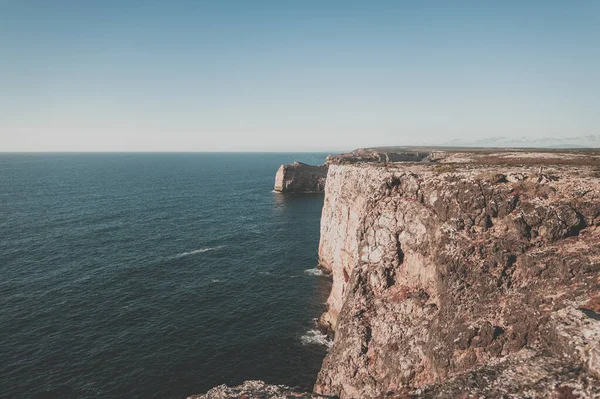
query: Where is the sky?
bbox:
[1,0,599,152]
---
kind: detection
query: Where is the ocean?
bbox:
[0,153,332,399]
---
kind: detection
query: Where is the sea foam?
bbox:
[300,329,333,349]
[173,246,224,259]
[304,267,324,276]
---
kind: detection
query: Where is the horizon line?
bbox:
[0,149,348,154]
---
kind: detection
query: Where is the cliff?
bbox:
[315,152,600,398]
[274,162,328,193]
[192,150,600,399]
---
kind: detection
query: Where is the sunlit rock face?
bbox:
[315,153,600,398]
[274,162,328,193]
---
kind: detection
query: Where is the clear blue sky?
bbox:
[1,0,599,151]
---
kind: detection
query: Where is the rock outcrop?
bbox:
[193,150,600,399]
[274,162,328,193]
[273,149,438,194]
[315,152,600,398]
[187,380,329,399]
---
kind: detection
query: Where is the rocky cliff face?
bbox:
[315,153,600,398]
[274,162,328,193]
[192,151,600,399]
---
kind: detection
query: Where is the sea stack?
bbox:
[273,162,328,193]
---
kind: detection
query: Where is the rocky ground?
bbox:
[187,381,330,399]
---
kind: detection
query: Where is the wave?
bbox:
[304,267,324,276]
[172,245,224,259]
[300,329,333,349]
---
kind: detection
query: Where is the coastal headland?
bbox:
[194,148,600,398]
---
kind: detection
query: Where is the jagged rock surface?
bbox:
[274,162,328,193]
[187,380,329,399]
[315,159,600,398]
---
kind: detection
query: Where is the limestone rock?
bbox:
[274,162,328,193]
[315,158,600,398]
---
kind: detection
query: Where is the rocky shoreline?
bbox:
[192,148,600,399]
[188,381,329,399]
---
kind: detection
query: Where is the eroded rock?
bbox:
[187,380,330,399]
[274,162,328,193]
[315,160,600,398]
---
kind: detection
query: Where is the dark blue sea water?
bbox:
[0,153,331,399]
